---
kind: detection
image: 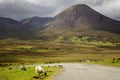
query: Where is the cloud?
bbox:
[0,0,119,21]
[0,0,57,20]
[94,0,120,20]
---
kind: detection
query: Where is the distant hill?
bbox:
[0,17,27,39]
[41,4,120,41]
[0,17,52,39]
[21,16,52,31]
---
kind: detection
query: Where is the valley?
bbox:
[0,38,120,67]
[0,4,120,67]
[0,3,120,80]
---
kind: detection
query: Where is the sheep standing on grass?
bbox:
[35,66,46,76]
[21,66,27,71]
[33,66,47,79]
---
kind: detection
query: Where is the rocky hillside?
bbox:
[40,4,120,41]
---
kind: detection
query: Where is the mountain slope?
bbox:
[0,17,52,39]
[45,4,120,34]
[40,4,120,39]
[0,4,120,41]
[0,17,27,39]
[21,16,52,30]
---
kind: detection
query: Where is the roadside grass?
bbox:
[85,59,120,67]
[0,66,60,80]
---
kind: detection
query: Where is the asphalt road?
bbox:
[51,63,120,80]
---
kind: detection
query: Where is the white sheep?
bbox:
[35,66,46,76]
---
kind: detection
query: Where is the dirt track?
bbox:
[51,63,120,80]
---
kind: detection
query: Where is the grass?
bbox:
[0,37,120,66]
[0,37,119,80]
[85,59,120,67]
[0,66,60,80]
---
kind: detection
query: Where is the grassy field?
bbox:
[0,65,60,80]
[0,37,120,66]
[0,37,120,80]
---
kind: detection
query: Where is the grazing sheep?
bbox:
[35,66,46,75]
[58,64,63,68]
[21,66,27,71]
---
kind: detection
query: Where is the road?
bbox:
[51,63,120,80]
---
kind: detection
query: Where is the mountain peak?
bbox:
[55,4,93,18]
[72,4,90,8]
[66,4,92,13]
[31,16,40,19]
[45,4,120,34]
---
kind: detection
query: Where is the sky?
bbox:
[0,0,120,21]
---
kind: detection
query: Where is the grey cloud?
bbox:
[0,0,57,20]
[93,0,120,20]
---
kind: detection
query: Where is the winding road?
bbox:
[51,63,120,80]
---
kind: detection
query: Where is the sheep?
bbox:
[35,66,47,76]
[21,66,27,71]
[58,64,63,68]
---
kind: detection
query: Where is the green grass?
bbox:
[84,54,120,67]
[85,59,120,67]
[0,38,120,66]
[0,66,60,80]
[0,37,120,80]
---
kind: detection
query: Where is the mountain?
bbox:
[41,4,120,41]
[45,4,120,32]
[21,16,52,31]
[0,4,120,41]
[0,17,27,39]
[0,16,52,39]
